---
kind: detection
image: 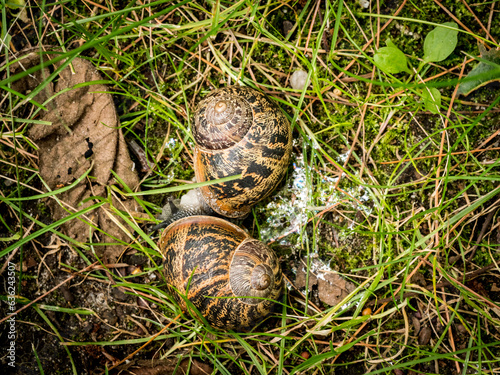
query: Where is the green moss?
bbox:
[323,234,373,274]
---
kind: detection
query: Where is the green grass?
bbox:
[1,0,500,374]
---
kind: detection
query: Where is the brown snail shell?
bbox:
[159,215,283,330]
[193,86,292,218]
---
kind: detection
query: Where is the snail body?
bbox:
[154,86,292,230]
[159,215,283,330]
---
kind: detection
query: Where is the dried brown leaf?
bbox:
[412,315,421,335]
[418,326,432,346]
[10,50,141,263]
[295,258,355,306]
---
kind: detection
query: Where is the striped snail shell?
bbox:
[192,86,292,218]
[159,215,283,330]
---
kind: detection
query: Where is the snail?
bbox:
[154,86,292,229]
[159,215,283,330]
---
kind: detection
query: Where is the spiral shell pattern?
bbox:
[193,91,253,150]
[193,86,292,218]
[159,215,283,330]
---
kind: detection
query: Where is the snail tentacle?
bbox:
[152,188,215,232]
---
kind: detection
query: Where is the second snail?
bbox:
[158,86,291,330]
[159,215,283,330]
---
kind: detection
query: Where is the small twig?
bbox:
[0,220,36,275]
[334,0,408,83]
[380,146,500,165]
[440,286,461,374]
[367,263,497,306]
[459,0,497,44]
[467,208,496,262]
[487,1,496,36]
[448,207,497,264]
[316,3,329,53]
[0,262,99,325]
[106,314,181,371]
[433,0,487,44]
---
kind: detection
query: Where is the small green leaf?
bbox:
[457,46,500,96]
[386,39,398,49]
[423,22,458,63]
[421,87,441,114]
[5,0,25,9]
[374,42,410,74]
[0,233,21,241]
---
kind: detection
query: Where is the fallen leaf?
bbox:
[10,49,142,263]
[374,39,411,75]
[457,45,500,96]
[295,258,355,306]
[317,272,354,306]
[421,87,441,114]
[423,22,458,63]
[412,315,421,335]
[295,262,317,291]
[418,326,432,346]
